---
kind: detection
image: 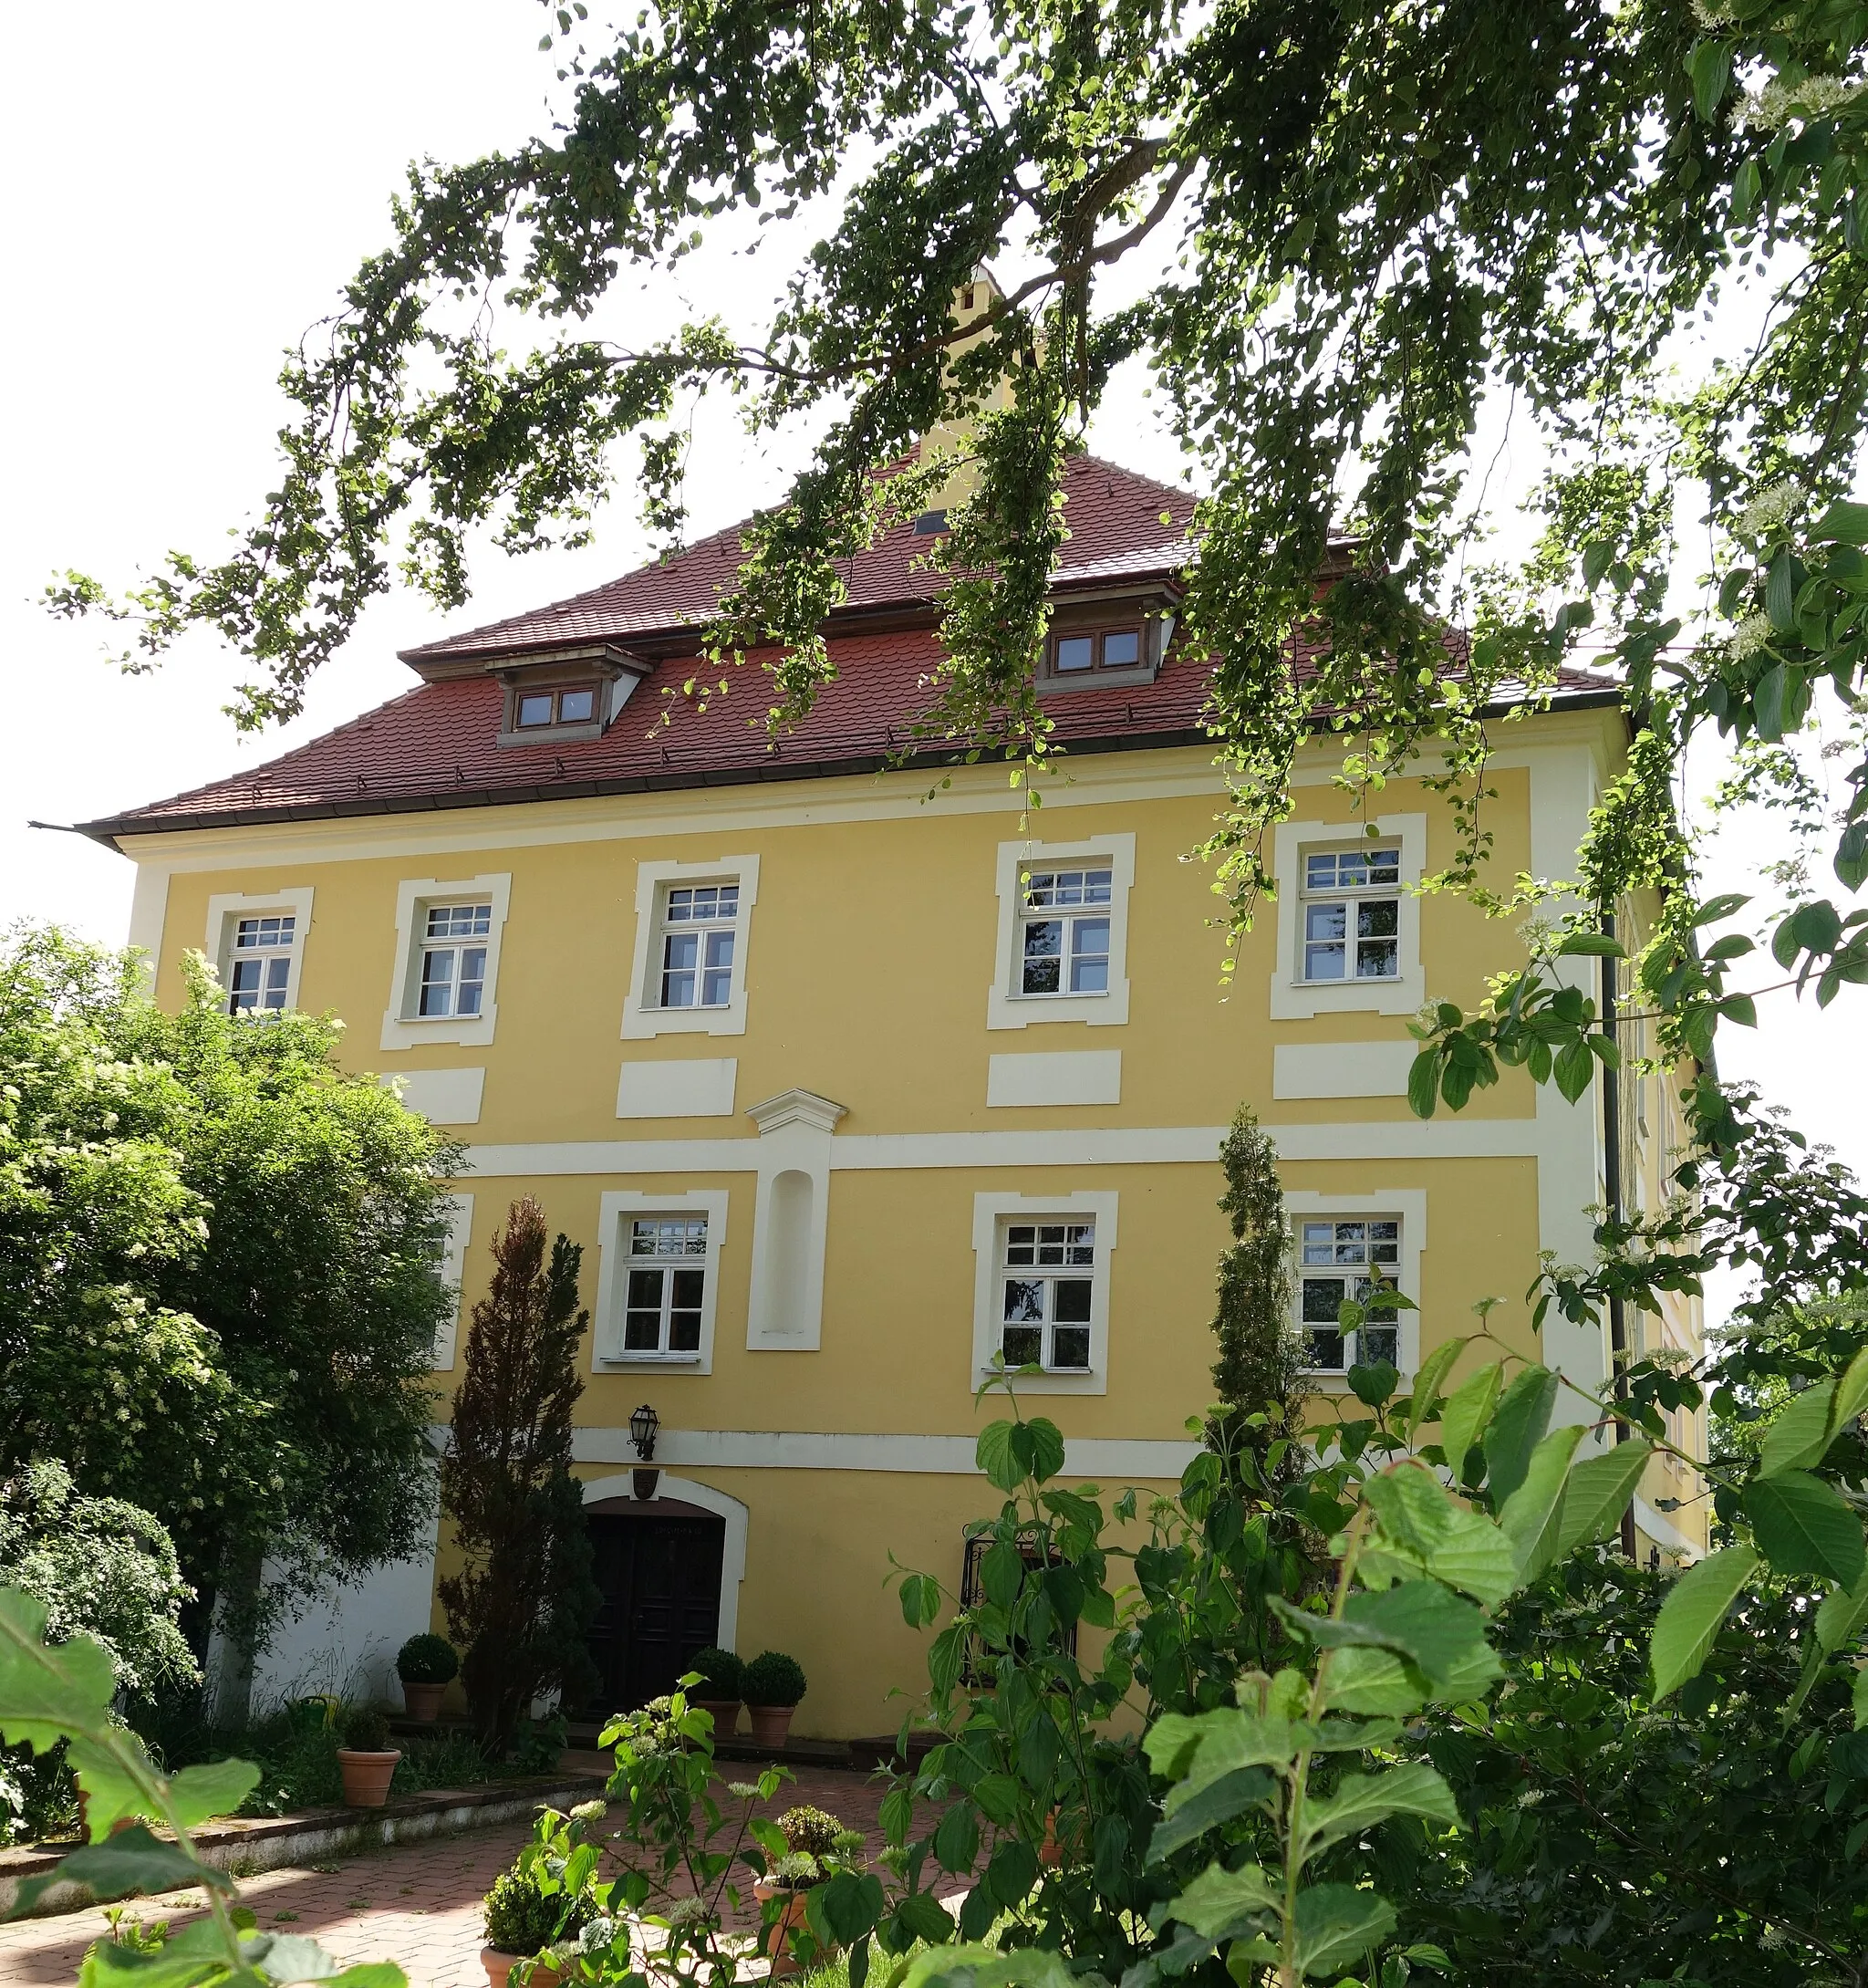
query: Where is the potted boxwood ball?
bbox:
[396,1632,459,1722]
[740,1650,806,1749]
[685,1646,742,1736]
[752,1805,865,1981]
[336,1703,402,1808]
[481,1854,590,1988]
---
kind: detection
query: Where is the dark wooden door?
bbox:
[583,1509,725,1715]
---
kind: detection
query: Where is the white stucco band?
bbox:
[578,1472,749,1650]
[570,1427,1199,1480]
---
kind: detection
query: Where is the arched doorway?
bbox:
[581,1495,726,1714]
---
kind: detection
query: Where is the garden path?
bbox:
[0,1767,960,1988]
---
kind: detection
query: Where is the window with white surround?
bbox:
[1269,816,1425,1019]
[227,915,297,1014]
[205,888,314,1016]
[999,1218,1097,1370]
[623,1215,710,1354]
[380,874,512,1050]
[1018,867,1113,997]
[1285,1190,1427,1379]
[418,902,493,1017]
[594,1189,729,1370]
[1298,1217,1404,1371]
[970,1191,1116,1393]
[988,834,1135,1030]
[659,883,739,1009]
[622,857,760,1039]
[1300,846,1401,983]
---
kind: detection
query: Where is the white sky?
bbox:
[1,0,1861,1325]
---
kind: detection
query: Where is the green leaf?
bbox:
[1362,1465,1519,1603]
[1483,1367,1559,1505]
[1815,500,1868,546]
[1407,1050,1440,1119]
[1651,1546,1759,1699]
[1300,1763,1459,1856]
[56,1827,232,1905]
[980,1542,1023,1609]
[1686,37,1733,119]
[1025,1418,1066,1485]
[814,1870,887,1947]
[1406,1337,1468,1444]
[1817,1572,1868,1654]
[1746,1472,1866,1586]
[1857,1666,1868,1732]
[1497,1424,1584,1583]
[976,1421,1022,1493]
[932,1802,980,1876]
[1167,1859,1280,1939]
[1552,1036,1594,1102]
[893,1891,959,1946]
[1438,1363,1503,1480]
[1756,662,1791,739]
[1766,553,1796,630]
[1322,1648,1428,1717]
[983,1839,1038,1910]
[1292,1884,1398,1980]
[1551,1440,1652,1559]
[1338,1583,1500,1698]
[1759,1381,1841,1478]
[170,1758,260,1830]
[1150,1766,1277,1859]
[1834,1347,1868,1435]
[1555,930,1624,957]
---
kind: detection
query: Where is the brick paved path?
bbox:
[0,1768,959,1988]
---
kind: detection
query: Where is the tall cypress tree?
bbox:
[1209,1108,1309,1454]
[439,1197,600,1753]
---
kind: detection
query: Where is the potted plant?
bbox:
[481,1848,592,1988]
[396,1632,459,1722]
[752,1805,866,1981]
[741,1650,806,1749]
[335,1704,402,1808]
[685,1647,742,1736]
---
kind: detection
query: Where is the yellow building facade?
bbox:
[81,456,1705,1736]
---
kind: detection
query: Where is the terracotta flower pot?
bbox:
[691,1696,741,1737]
[754,1880,834,1981]
[745,1703,795,1749]
[481,1950,560,1988]
[337,1748,402,1808]
[400,1680,448,1722]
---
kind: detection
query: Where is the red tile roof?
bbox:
[79,454,1623,843]
[401,454,1199,664]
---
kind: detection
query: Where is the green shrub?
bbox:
[483,1857,588,1954]
[396,1633,459,1685]
[778,1806,844,1857]
[686,1647,741,1697]
[337,1705,392,1752]
[741,1650,805,1707]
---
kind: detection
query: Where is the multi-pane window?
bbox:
[1019,867,1112,996]
[1050,627,1144,674]
[1301,847,1401,982]
[1299,1218,1404,1371]
[623,1215,709,1354]
[514,682,599,729]
[658,883,739,1008]
[1000,1221,1095,1370]
[227,914,295,1014]
[418,903,493,1018]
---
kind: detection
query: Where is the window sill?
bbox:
[496,720,607,748]
[977,1363,1105,1396]
[598,1352,704,1369]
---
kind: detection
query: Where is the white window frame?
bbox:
[970,1190,1117,1396]
[622,856,761,1040]
[594,1188,730,1372]
[1270,816,1425,1020]
[988,833,1135,1030]
[431,1193,473,1371]
[380,874,512,1050]
[204,888,314,1015]
[1284,1189,1427,1381]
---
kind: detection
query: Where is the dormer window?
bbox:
[513,682,600,731]
[1051,627,1143,674]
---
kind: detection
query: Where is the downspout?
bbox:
[1601,908,1638,1558]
